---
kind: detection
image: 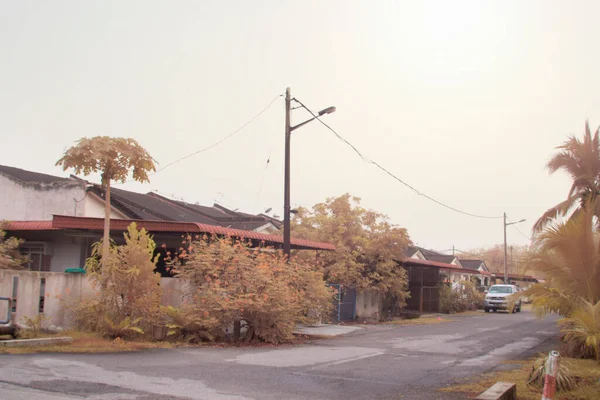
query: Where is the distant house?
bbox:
[400,246,492,313]
[458,259,492,286]
[406,246,463,267]
[1,164,332,274]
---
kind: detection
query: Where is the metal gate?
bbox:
[328,284,357,322]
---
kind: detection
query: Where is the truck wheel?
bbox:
[484,308,490,313]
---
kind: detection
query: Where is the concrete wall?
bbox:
[355,290,382,321]
[0,270,185,329]
[82,193,127,219]
[50,237,86,272]
[0,174,126,221]
[0,174,86,220]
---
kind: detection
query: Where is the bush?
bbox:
[69,223,162,339]
[171,235,335,344]
[440,281,484,314]
[558,300,600,361]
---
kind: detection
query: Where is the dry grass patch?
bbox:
[0,331,175,354]
[440,357,600,400]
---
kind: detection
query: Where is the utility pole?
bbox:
[281,87,335,261]
[452,245,455,256]
[503,212,508,284]
[283,87,292,259]
[510,245,514,275]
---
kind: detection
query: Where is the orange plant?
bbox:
[171,235,334,344]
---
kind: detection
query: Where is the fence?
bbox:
[0,270,183,329]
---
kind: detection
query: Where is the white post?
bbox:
[542,350,559,400]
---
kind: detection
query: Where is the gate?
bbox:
[328,284,357,322]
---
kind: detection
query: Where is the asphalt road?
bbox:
[0,310,558,400]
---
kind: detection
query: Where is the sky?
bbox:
[1,0,599,252]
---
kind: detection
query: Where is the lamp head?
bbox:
[318,106,336,116]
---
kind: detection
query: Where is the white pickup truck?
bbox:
[484,284,522,313]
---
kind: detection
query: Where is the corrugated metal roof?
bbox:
[401,258,490,275]
[48,215,335,251]
[3,221,56,230]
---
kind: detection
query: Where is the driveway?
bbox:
[0,310,558,400]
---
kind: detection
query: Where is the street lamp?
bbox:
[504,213,526,284]
[283,87,335,259]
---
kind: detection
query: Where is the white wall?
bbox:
[355,290,382,321]
[51,237,85,272]
[82,193,127,219]
[0,175,86,220]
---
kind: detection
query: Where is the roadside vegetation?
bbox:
[439,280,484,314]
[519,121,600,362]
[0,222,26,270]
[440,355,600,399]
[63,223,334,345]
[291,194,411,318]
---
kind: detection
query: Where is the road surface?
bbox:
[0,310,558,400]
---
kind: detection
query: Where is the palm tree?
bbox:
[56,137,156,261]
[524,204,600,359]
[534,121,600,232]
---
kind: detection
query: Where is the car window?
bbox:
[488,286,511,293]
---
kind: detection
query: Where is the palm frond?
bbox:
[533,196,579,232]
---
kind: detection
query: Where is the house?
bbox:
[1,164,333,274]
[458,259,492,286]
[400,246,493,313]
[406,246,463,267]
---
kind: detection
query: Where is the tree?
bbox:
[534,121,600,232]
[524,204,600,316]
[457,245,531,276]
[0,223,26,270]
[172,235,334,344]
[56,137,156,260]
[291,194,411,308]
[523,204,600,359]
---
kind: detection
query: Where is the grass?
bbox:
[440,357,600,400]
[0,330,175,354]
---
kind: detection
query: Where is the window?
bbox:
[20,244,45,271]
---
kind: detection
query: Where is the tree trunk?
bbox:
[102,180,111,275]
[233,320,241,341]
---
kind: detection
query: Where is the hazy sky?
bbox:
[1,1,599,252]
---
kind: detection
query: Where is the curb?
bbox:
[0,337,73,348]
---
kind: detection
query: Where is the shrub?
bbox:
[527,353,577,391]
[18,314,50,338]
[440,281,484,314]
[0,223,26,270]
[69,223,162,338]
[171,235,335,344]
[559,300,600,361]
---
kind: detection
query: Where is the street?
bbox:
[0,310,558,400]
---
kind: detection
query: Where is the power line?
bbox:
[116,94,283,185]
[506,215,533,241]
[292,98,503,220]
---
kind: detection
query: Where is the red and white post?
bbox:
[542,350,560,400]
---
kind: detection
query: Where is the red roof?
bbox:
[5,215,335,251]
[401,258,490,275]
[3,221,55,230]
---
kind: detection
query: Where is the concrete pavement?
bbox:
[0,310,559,400]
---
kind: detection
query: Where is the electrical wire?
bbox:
[115,94,283,185]
[506,215,533,241]
[292,97,503,220]
[252,153,271,214]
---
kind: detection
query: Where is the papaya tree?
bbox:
[56,137,156,260]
